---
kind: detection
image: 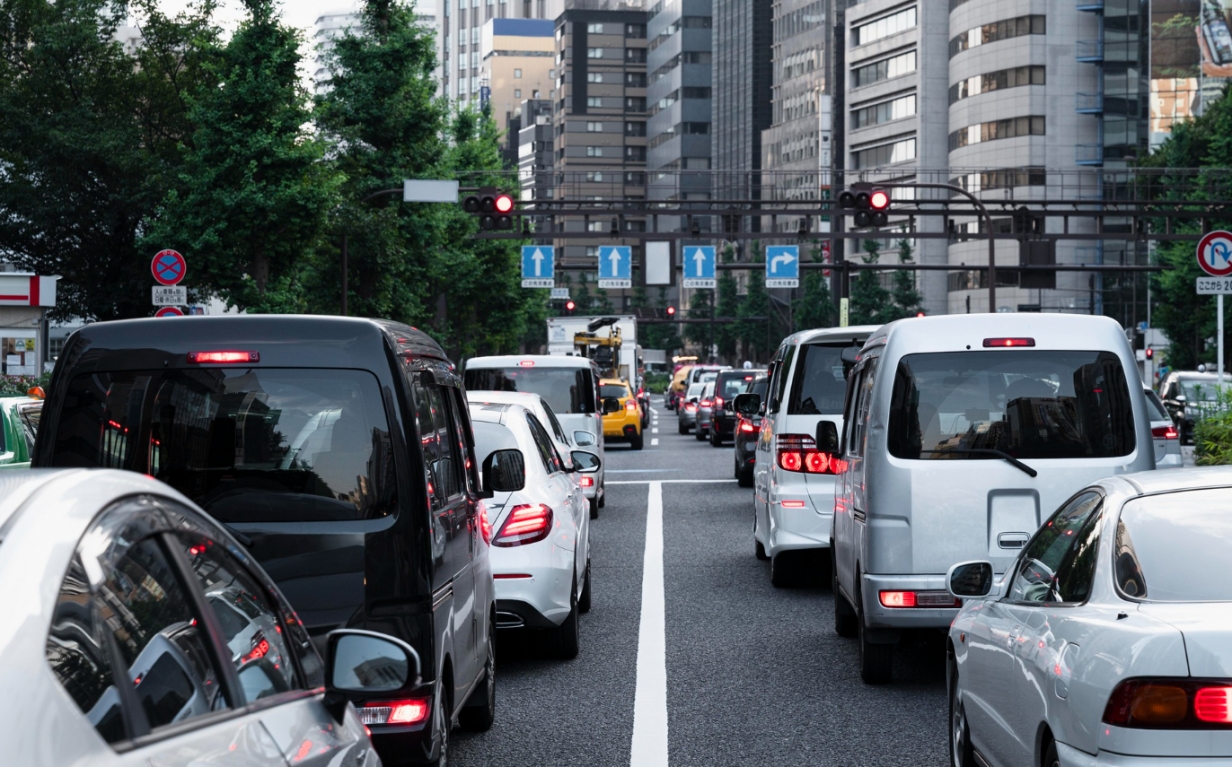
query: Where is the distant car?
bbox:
[947,469,1232,767]
[0,395,40,469]
[695,381,717,441]
[599,378,644,449]
[666,365,693,411]
[469,401,598,658]
[676,382,708,434]
[710,369,765,447]
[1159,370,1230,444]
[636,379,651,428]
[1,469,400,767]
[734,375,769,487]
[1144,386,1182,468]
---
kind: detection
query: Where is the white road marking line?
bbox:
[652,428,659,434]
[609,479,737,485]
[651,438,659,446]
[631,481,668,767]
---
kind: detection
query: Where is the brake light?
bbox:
[477,500,492,545]
[982,338,1035,348]
[1152,424,1179,440]
[739,421,756,433]
[361,699,430,726]
[700,399,712,407]
[519,360,535,367]
[776,434,841,475]
[780,500,806,508]
[878,590,962,608]
[685,403,697,411]
[187,350,259,364]
[714,396,724,409]
[626,400,638,411]
[880,591,916,608]
[1104,680,1232,728]
[580,475,594,487]
[493,504,553,547]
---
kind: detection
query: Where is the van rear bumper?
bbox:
[861,573,960,630]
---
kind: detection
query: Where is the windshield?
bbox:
[1181,380,1228,402]
[717,372,761,400]
[887,350,1136,460]
[464,367,595,415]
[17,402,40,454]
[48,368,396,522]
[788,344,851,415]
[1117,489,1232,601]
[686,383,706,399]
[600,384,629,399]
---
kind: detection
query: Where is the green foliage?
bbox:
[848,239,922,326]
[890,239,923,317]
[715,245,739,358]
[684,288,712,348]
[1194,387,1232,465]
[793,241,835,331]
[642,371,670,394]
[0,372,50,397]
[736,250,772,360]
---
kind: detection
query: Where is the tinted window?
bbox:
[414,380,465,504]
[97,538,228,731]
[1008,491,1102,603]
[50,369,395,523]
[750,377,769,400]
[526,413,563,473]
[1116,489,1232,601]
[887,351,1136,460]
[17,401,40,454]
[788,344,849,415]
[1181,380,1229,401]
[471,420,519,460]
[770,346,796,413]
[539,399,570,446]
[716,372,761,401]
[464,367,595,414]
[848,359,879,458]
[175,534,299,700]
[1143,390,1169,421]
[600,384,629,399]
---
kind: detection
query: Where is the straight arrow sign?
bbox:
[522,245,554,288]
[682,246,715,288]
[598,245,632,288]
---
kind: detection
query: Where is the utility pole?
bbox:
[830,2,847,320]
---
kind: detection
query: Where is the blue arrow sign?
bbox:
[598,246,632,287]
[521,246,554,288]
[766,245,800,287]
[682,246,716,287]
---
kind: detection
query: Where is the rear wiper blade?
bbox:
[919,449,1038,478]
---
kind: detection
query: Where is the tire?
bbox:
[755,539,768,561]
[858,607,895,684]
[578,557,592,613]
[598,489,605,508]
[630,431,644,450]
[949,656,976,767]
[710,429,723,447]
[549,579,580,659]
[833,556,857,638]
[678,421,688,435]
[589,497,599,520]
[695,426,706,441]
[738,468,754,488]
[459,623,496,731]
[427,680,451,767]
[1043,739,1059,767]
[770,551,797,588]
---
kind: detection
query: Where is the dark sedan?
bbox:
[733,375,768,487]
[710,369,766,447]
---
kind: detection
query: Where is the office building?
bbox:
[479,18,556,162]
[711,0,772,203]
[311,6,438,94]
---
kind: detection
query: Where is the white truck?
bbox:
[547,315,639,384]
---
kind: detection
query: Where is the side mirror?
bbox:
[733,392,761,417]
[571,450,601,473]
[816,421,839,453]
[602,397,622,415]
[573,430,597,447]
[480,449,525,498]
[323,629,422,722]
[1176,394,1187,403]
[947,561,994,600]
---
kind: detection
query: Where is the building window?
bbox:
[588,97,602,107]
[626,24,646,38]
[950,15,1046,57]
[587,146,604,157]
[586,172,605,183]
[949,167,1047,193]
[851,94,916,129]
[950,65,1045,103]
[851,136,916,169]
[471,27,479,44]
[471,51,478,67]
[625,97,645,111]
[949,116,1046,150]
[587,47,603,59]
[625,121,646,136]
[514,68,523,78]
[588,72,604,83]
[587,121,602,132]
[533,90,541,98]
[587,23,604,34]
[851,50,916,88]
[515,89,522,98]
[852,6,917,47]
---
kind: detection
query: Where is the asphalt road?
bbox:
[451,406,949,767]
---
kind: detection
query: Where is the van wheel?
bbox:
[459,623,495,731]
[630,431,644,450]
[833,557,857,637]
[770,552,797,588]
[550,579,580,659]
[427,680,451,766]
[598,489,605,508]
[710,429,722,447]
[578,557,592,613]
[738,464,754,488]
[589,497,599,520]
[858,609,894,684]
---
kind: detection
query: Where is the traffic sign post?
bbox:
[152,286,188,306]
[597,246,632,288]
[154,306,184,318]
[681,246,716,288]
[550,287,570,300]
[151,250,186,286]
[765,245,800,288]
[1196,231,1232,383]
[521,246,555,288]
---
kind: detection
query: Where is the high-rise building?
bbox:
[311,5,438,94]
[711,0,772,203]
[479,18,557,163]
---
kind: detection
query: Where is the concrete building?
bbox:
[311,5,438,93]
[516,98,556,202]
[711,0,772,203]
[0,273,58,375]
[480,18,557,160]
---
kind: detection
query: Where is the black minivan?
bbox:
[35,315,494,766]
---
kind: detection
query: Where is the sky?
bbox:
[156,0,362,34]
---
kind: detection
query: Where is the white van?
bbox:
[737,326,879,588]
[464,355,606,513]
[831,314,1154,684]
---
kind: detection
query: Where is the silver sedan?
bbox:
[947,467,1232,767]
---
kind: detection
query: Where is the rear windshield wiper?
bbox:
[919,449,1038,478]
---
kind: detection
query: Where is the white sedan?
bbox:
[470,400,599,659]
[0,469,418,767]
[947,467,1232,767]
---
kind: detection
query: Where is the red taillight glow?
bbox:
[187,350,260,364]
[626,400,638,411]
[1103,680,1232,728]
[493,573,533,579]
[700,399,712,407]
[685,403,697,411]
[519,360,535,367]
[361,699,430,726]
[714,396,724,409]
[242,637,270,663]
[1195,688,1232,723]
[776,434,840,474]
[880,591,916,608]
[879,590,962,608]
[739,421,756,433]
[982,338,1036,348]
[1152,424,1179,440]
[493,504,553,547]
[780,500,806,508]
[779,451,803,472]
[580,475,594,487]
[477,500,492,545]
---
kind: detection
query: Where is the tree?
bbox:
[737,248,772,361]
[715,244,739,359]
[848,240,892,326]
[793,241,835,331]
[890,238,923,318]
[0,0,222,320]
[684,289,712,353]
[143,0,339,313]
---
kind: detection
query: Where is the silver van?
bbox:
[831,314,1153,684]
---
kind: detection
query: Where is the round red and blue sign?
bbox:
[151,249,187,286]
[154,306,184,318]
[1197,231,1232,277]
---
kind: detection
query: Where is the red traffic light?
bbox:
[667,306,676,317]
[565,300,576,312]
[870,190,890,210]
[1145,348,1154,360]
[495,194,514,213]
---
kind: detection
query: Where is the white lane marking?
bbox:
[609,479,737,485]
[652,428,659,434]
[651,438,659,446]
[631,481,668,767]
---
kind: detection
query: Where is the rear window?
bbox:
[887,350,1136,460]
[1116,489,1232,601]
[49,368,396,522]
[716,372,760,400]
[1143,390,1169,421]
[787,344,850,415]
[600,384,629,399]
[464,367,595,415]
[16,402,40,454]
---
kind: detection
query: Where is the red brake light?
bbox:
[580,475,594,487]
[880,591,916,608]
[780,500,806,508]
[1152,424,1179,440]
[187,350,259,364]
[493,504,553,547]
[1104,680,1232,728]
[1195,687,1232,723]
[519,360,535,367]
[626,400,638,411]
[878,590,961,608]
[982,338,1035,348]
[477,500,492,545]
[779,451,802,472]
[361,699,430,726]
[776,434,840,474]
[714,396,724,408]
[739,421,756,433]
[700,399,712,407]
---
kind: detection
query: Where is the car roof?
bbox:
[1171,372,1221,381]
[466,354,596,369]
[781,325,880,347]
[600,378,629,386]
[466,390,545,409]
[1114,466,1232,496]
[468,401,517,424]
[0,470,72,535]
[864,313,1132,356]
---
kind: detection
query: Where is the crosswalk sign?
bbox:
[522,246,554,288]
[598,246,632,288]
[682,246,716,288]
[766,245,800,288]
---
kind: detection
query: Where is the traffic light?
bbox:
[462,187,515,230]
[837,185,890,228]
[565,300,576,316]
[1145,347,1155,360]
[666,306,676,318]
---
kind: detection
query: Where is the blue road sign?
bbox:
[766,245,800,288]
[682,246,716,288]
[521,246,554,288]
[598,246,632,288]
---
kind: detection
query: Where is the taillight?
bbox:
[1152,424,1179,440]
[776,434,842,474]
[879,590,961,608]
[361,698,430,726]
[580,475,594,487]
[626,400,638,411]
[700,399,712,407]
[739,420,756,433]
[714,396,724,409]
[493,504,553,547]
[477,501,492,545]
[685,403,697,411]
[982,338,1035,348]
[780,500,806,508]
[187,350,259,364]
[1104,680,1232,728]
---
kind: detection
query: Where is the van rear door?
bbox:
[781,341,863,509]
